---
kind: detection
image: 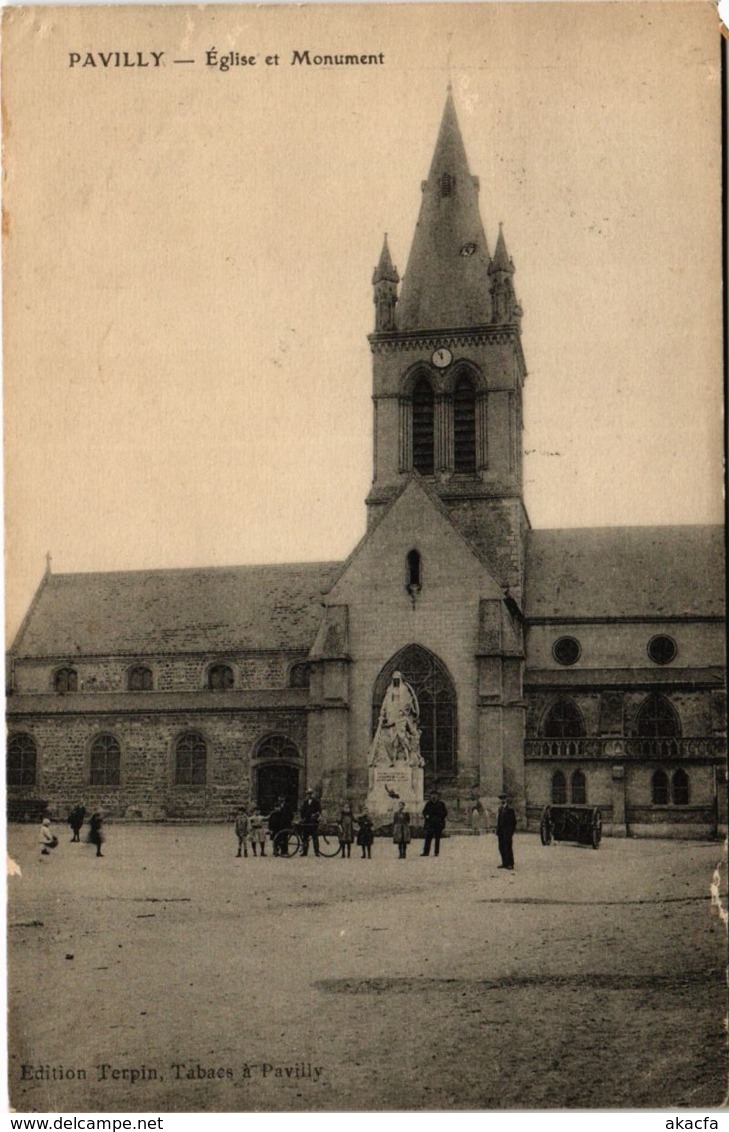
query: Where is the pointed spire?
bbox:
[489,223,514,275]
[372,234,399,331]
[372,233,399,285]
[489,223,521,325]
[397,90,492,331]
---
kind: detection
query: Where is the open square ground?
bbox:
[8,825,727,1112]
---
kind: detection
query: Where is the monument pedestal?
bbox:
[367,763,424,823]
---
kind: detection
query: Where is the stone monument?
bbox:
[367,671,425,819]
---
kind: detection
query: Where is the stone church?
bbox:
[7,93,726,837]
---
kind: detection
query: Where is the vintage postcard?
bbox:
[3,1,726,1114]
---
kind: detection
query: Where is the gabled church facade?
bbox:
[7,93,726,837]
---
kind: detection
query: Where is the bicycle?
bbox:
[272,820,342,858]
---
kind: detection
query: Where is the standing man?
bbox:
[299,788,321,857]
[421,790,448,857]
[496,793,517,870]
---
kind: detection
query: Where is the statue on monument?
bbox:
[369,671,424,768]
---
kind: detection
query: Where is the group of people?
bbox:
[390,791,516,867]
[40,789,517,869]
[233,796,299,857]
[388,791,449,859]
[233,791,377,859]
[229,787,520,866]
[38,804,106,860]
[333,800,375,859]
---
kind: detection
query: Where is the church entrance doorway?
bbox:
[252,734,303,815]
[256,762,300,816]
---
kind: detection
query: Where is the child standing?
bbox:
[234,807,249,857]
[392,801,411,859]
[248,807,267,857]
[338,801,355,858]
[356,808,374,859]
[39,817,58,860]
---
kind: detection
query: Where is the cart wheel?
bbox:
[273,828,300,858]
[591,810,602,849]
[540,810,553,846]
[316,825,343,858]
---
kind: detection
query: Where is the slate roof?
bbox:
[11,526,724,660]
[525,526,725,619]
[12,563,341,658]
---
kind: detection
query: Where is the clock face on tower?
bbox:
[431,347,452,369]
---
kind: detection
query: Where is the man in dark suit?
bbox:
[299,789,321,856]
[421,791,448,857]
[496,793,517,870]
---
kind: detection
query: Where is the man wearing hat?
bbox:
[421,790,448,857]
[299,788,321,857]
[496,793,517,870]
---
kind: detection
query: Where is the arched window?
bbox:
[672,768,690,806]
[54,667,78,693]
[208,664,234,691]
[543,698,586,738]
[634,694,680,757]
[542,697,585,757]
[551,770,567,805]
[255,734,301,762]
[571,769,587,805]
[289,663,311,689]
[652,769,669,805]
[175,732,207,785]
[453,376,477,473]
[128,665,153,691]
[406,549,422,592]
[373,645,457,787]
[7,733,37,787]
[90,734,121,786]
[412,378,435,475]
[440,172,454,198]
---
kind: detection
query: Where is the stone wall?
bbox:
[7,708,308,820]
[12,652,301,695]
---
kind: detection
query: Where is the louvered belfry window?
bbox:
[453,376,477,473]
[412,378,435,475]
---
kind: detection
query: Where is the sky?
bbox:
[3,2,724,644]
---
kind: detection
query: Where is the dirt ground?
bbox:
[7,823,727,1113]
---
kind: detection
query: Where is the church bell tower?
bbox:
[366,89,529,600]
